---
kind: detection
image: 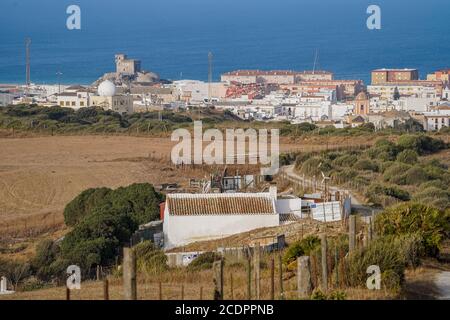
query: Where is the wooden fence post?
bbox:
[230,273,234,300]
[349,215,356,252]
[279,255,284,300]
[159,282,162,300]
[334,245,339,288]
[270,257,275,300]
[181,284,184,300]
[297,256,312,299]
[103,279,109,300]
[321,234,328,292]
[200,286,203,300]
[66,287,71,301]
[247,257,252,300]
[123,247,137,300]
[96,265,101,281]
[213,259,224,300]
[254,243,261,300]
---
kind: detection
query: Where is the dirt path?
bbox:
[281,165,363,205]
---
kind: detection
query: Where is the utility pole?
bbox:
[56,71,63,95]
[25,38,31,89]
[208,51,213,105]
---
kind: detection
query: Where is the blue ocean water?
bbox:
[0,0,449,85]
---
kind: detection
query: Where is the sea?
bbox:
[0,0,449,85]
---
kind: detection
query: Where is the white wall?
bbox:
[163,214,279,249]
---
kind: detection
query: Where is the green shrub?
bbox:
[299,157,332,176]
[333,154,358,167]
[396,150,418,164]
[31,239,61,281]
[379,161,395,173]
[403,166,430,185]
[64,187,112,226]
[332,168,358,184]
[345,236,407,289]
[327,290,347,300]
[135,241,167,274]
[370,139,400,161]
[375,202,450,256]
[397,135,446,155]
[383,163,412,184]
[310,289,327,300]
[353,158,378,172]
[187,252,222,271]
[20,276,48,292]
[413,187,450,210]
[283,235,321,265]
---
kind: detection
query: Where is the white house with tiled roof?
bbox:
[162,187,280,249]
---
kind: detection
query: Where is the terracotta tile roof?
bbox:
[167,193,276,216]
[223,70,332,76]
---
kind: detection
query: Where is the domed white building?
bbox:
[98,80,116,97]
[91,80,133,115]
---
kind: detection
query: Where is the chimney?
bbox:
[269,185,277,200]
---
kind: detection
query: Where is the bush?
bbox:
[413,187,450,210]
[383,163,412,184]
[403,166,430,185]
[344,236,407,289]
[333,154,358,167]
[283,236,321,265]
[332,168,358,184]
[370,139,399,161]
[366,183,410,206]
[135,241,167,274]
[299,157,332,176]
[353,158,378,172]
[397,135,446,155]
[375,202,450,256]
[64,188,112,226]
[396,150,418,164]
[0,258,32,289]
[20,276,47,292]
[187,252,222,271]
[31,239,61,281]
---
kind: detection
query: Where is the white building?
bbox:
[393,97,440,113]
[368,84,438,100]
[422,107,450,131]
[330,103,354,121]
[163,188,280,248]
[443,86,450,100]
[290,101,332,121]
[172,80,228,105]
[90,80,134,114]
[57,86,90,110]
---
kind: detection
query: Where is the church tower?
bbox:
[354,91,370,115]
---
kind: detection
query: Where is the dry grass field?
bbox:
[0,133,377,264]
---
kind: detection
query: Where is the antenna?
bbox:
[208,51,213,104]
[312,49,319,74]
[25,38,31,87]
[56,71,63,95]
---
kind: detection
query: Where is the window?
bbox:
[65,101,70,106]
[72,101,76,106]
[80,101,85,107]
